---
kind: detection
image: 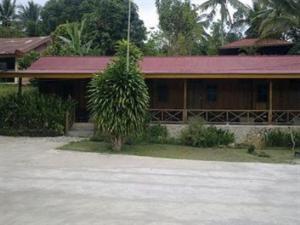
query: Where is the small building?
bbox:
[219,38,294,55]
[0,36,51,82]
[1,56,300,125]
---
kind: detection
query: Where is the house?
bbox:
[0,36,51,82]
[219,38,294,55]
[1,55,300,126]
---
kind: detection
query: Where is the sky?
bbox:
[17,0,253,30]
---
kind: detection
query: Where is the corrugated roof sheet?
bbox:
[27,56,300,75]
[221,38,293,49]
[0,36,51,55]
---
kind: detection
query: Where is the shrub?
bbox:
[146,124,169,144]
[265,129,300,148]
[180,117,235,148]
[247,145,256,154]
[0,91,75,136]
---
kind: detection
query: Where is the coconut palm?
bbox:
[256,0,300,40]
[18,1,42,36]
[200,0,249,45]
[0,0,16,26]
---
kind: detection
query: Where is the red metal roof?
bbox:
[0,36,51,55]
[27,56,300,75]
[221,38,293,49]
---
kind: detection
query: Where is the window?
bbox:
[207,85,217,102]
[0,62,7,71]
[157,84,169,103]
[257,84,268,102]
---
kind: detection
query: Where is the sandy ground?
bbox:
[0,136,299,225]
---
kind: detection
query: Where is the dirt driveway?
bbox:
[0,136,299,225]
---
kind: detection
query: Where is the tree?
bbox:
[41,0,91,34]
[18,1,42,36]
[255,0,300,40]
[0,0,16,26]
[41,0,146,55]
[200,0,249,45]
[156,0,206,55]
[84,0,146,55]
[142,29,168,56]
[88,41,149,151]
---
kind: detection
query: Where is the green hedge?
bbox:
[0,91,75,136]
[180,117,235,148]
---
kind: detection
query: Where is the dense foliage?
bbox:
[88,41,149,151]
[0,91,75,136]
[181,117,235,148]
[155,0,206,55]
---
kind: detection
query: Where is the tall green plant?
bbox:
[59,19,92,56]
[88,40,149,151]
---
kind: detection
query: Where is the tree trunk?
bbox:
[112,136,123,151]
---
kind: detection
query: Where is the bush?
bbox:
[0,91,75,136]
[146,124,169,144]
[180,117,235,148]
[247,145,256,154]
[265,129,300,148]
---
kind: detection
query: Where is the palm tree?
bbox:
[200,0,249,45]
[256,0,300,40]
[0,0,16,26]
[18,1,42,36]
[59,19,92,56]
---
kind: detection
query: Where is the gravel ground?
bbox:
[0,136,299,225]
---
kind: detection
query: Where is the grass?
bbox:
[0,84,34,97]
[59,140,297,164]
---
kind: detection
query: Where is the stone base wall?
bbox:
[164,124,300,145]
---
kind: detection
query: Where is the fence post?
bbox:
[183,79,188,123]
[268,80,273,125]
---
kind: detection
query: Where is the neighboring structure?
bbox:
[1,56,300,125]
[219,38,294,55]
[0,36,51,82]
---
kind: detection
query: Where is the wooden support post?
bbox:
[183,79,188,123]
[18,77,22,96]
[268,80,273,125]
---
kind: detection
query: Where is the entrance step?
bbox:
[67,123,94,138]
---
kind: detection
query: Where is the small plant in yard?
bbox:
[146,124,169,144]
[247,145,256,154]
[88,40,149,151]
[180,117,235,148]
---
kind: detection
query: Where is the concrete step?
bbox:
[67,123,94,138]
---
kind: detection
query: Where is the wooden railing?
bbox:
[149,109,300,125]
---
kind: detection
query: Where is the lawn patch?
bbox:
[59,140,295,164]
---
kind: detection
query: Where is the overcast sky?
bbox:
[17,0,253,30]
